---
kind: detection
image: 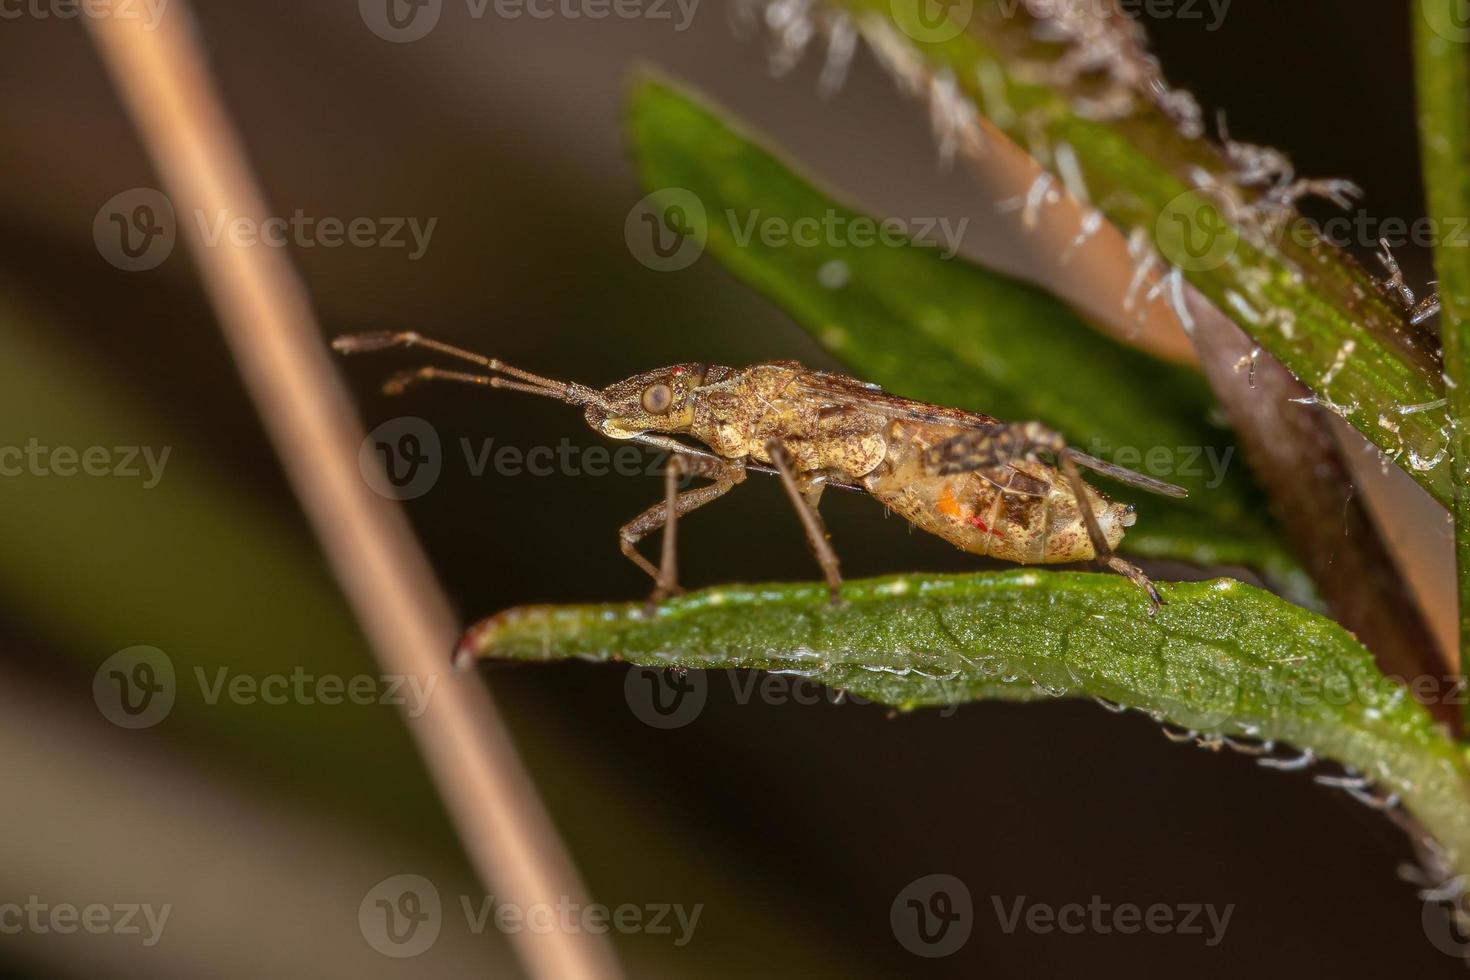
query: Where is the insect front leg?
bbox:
[925,422,1163,611]
[765,439,843,604]
[619,453,746,602]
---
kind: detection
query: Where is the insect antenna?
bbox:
[333,331,608,409]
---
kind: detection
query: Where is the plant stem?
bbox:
[84,3,619,976]
[1414,3,1470,732]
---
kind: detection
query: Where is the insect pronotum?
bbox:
[335,332,1187,610]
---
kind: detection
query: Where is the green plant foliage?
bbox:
[816,0,1452,506]
[1414,3,1470,733]
[464,570,1470,880]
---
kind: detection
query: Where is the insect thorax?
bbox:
[689,364,890,477]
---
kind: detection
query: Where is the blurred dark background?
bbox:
[0,0,1457,976]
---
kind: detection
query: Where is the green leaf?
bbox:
[462,570,1470,881]
[1414,4,1470,733]
[627,76,1307,595]
[813,0,1452,507]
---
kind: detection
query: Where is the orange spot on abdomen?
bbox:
[938,482,999,537]
[937,483,962,518]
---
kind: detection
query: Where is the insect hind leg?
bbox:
[1056,449,1162,611]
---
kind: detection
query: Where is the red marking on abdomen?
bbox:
[966,514,1001,537]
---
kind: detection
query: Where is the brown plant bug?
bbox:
[334,331,1187,610]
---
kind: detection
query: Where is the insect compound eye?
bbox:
[641,382,674,414]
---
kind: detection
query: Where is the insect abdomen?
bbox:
[863,421,1126,564]
[864,470,1066,563]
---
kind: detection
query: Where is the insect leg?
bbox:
[766,439,843,604]
[618,454,745,601]
[1056,450,1163,611]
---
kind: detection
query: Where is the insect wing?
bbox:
[789,370,1186,500]
[788,373,1000,429]
[969,461,1052,498]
